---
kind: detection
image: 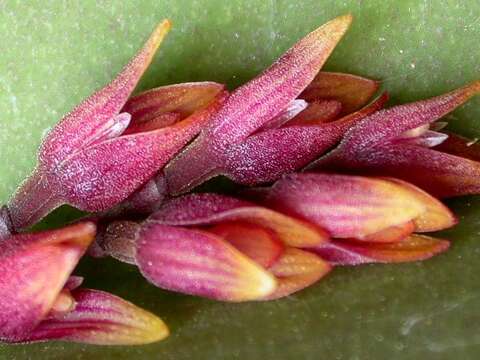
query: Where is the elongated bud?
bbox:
[263,173,427,239]
[26,289,169,345]
[136,223,277,302]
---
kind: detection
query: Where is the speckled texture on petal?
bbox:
[165,15,353,194]
[7,21,172,230]
[334,143,480,198]
[317,80,480,166]
[224,93,388,185]
[39,20,171,168]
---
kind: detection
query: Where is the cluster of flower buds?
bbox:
[0,14,479,345]
[96,173,454,302]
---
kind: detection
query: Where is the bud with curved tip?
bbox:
[325,80,480,159]
[300,71,380,115]
[98,221,279,301]
[313,235,450,266]
[99,193,331,300]
[7,22,227,230]
[384,178,457,232]
[0,222,169,345]
[165,15,354,194]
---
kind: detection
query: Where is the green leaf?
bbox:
[1,1,479,358]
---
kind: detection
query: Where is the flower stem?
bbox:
[7,167,63,231]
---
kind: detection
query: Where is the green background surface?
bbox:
[0,1,479,359]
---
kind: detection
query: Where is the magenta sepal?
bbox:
[309,81,480,197]
[223,93,387,185]
[6,21,173,230]
[165,15,353,194]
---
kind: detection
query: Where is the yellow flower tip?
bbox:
[263,249,331,300]
[325,13,353,33]
[340,13,354,24]
[309,14,352,46]
[228,250,278,302]
[50,290,76,315]
[151,19,172,47]
[360,178,427,236]
[138,19,172,73]
[83,290,170,346]
[73,291,171,346]
[131,309,170,345]
[385,178,457,232]
[462,79,480,98]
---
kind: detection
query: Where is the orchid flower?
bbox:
[164,15,354,194]
[0,222,168,345]
[114,71,384,216]
[2,20,226,234]
[310,81,480,198]
[106,82,228,216]
[251,173,454,265]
